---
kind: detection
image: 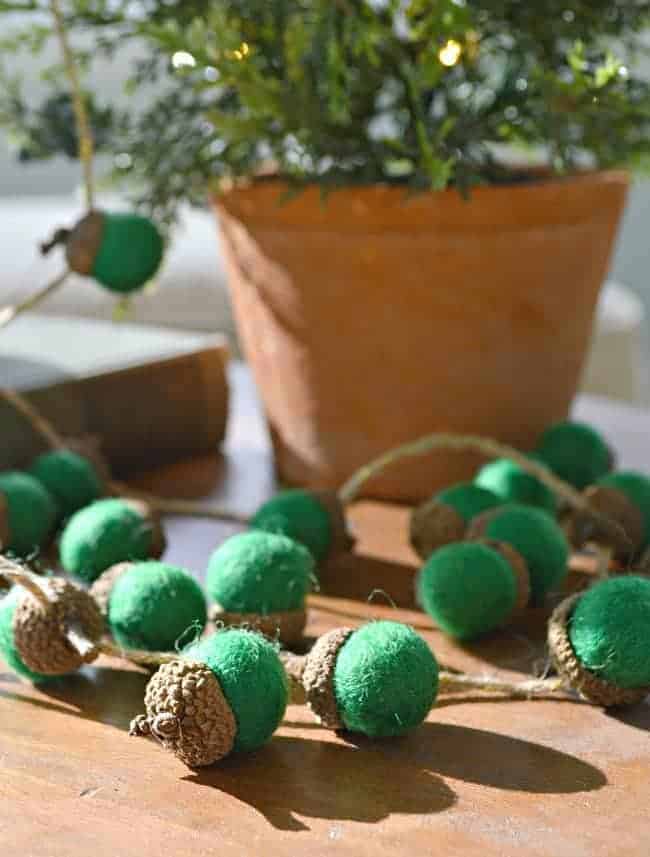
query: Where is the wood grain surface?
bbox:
[1,366,649,856]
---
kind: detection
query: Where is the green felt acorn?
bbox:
[61,210,164,293]
[60,497,166,583]
[467,503,569,603]
[475,457,557,515]
[409,483,502,560]
[29,448,105,519]
[130,628,288,767]
[0,471,58,557]
[548,576,650,707]
[250,489,353,563]
[205,531,314,646]
[285,621,439,737]
[90,560,207,652]
[0,574,104,682]
[417,541,530,640]
[596,471,650,550]
[534,420,613,490]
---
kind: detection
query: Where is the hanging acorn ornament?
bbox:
[129,628,288,768]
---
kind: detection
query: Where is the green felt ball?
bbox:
[29,449,103,519]
[206,530,314,614]
[60,498,156,583]
[185,628,288,753]
[475,457,557,514]
[417,542,518,640]
[534,421,612,490]
[0,588,48,682]
[436,483,502,524]
[333,621,439,738]
[250,490,332,562]
[92,212,164,294]
[569,576,650,689]
[0,471,57,557]
[475,504,568,601]
[597,471,650,547]
[107,561,207,652]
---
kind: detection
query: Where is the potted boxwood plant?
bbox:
[2,1,649,499]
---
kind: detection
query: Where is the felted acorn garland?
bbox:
[129,628,289,767]
[60,498,166,583]
[205,531,315,646]
[0,559,177,682]
[90,560,207,652]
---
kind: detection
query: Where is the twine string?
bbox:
[0,270,71,333]
[338,431,630,554]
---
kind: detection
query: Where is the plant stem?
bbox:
[50,0,95,210]
[0,269,70,331]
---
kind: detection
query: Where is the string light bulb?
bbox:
[438,39,463,68]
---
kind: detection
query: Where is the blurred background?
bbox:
[1,20,649,404]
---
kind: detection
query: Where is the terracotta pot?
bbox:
[215,172,629,502]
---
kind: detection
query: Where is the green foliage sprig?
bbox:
[1,1,649,222]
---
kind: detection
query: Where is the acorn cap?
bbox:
[210,604,306,648]
[65,211,105,276]
[301,626,353,729]
[409,498,466,561]
[65,435,112,493]
[313,491,356,557]
[123,499,167,559]
[89,562,134,617]
[548,593,650,707]
[563,484,644,560]
[13,578,104,675]
[478,539,531,612]
[130,659,237,767]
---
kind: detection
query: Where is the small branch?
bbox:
[0,269,70,332]
[337,431,630,552]
[50,0,95,209]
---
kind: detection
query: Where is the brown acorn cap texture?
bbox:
[563,484,644,560]
[13,578,104,675]
[123,499,167,559]
[478,539,531,612]
[301,627,353,729]
[65,210,105,275]
[409,498,466,561]
[210,604,307,648]
[130,659,237,768]
[548,593,650,707]
[89,562,134,617]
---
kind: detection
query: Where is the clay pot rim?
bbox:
[212,169,629,232]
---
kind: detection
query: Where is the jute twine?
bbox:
[409,498,466,561]
[129,659,237,768]
[89,562,134,617]
[301,627,353,729]
[12,577,104,675]
[210,604,307,647]
[548,593,650,707]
